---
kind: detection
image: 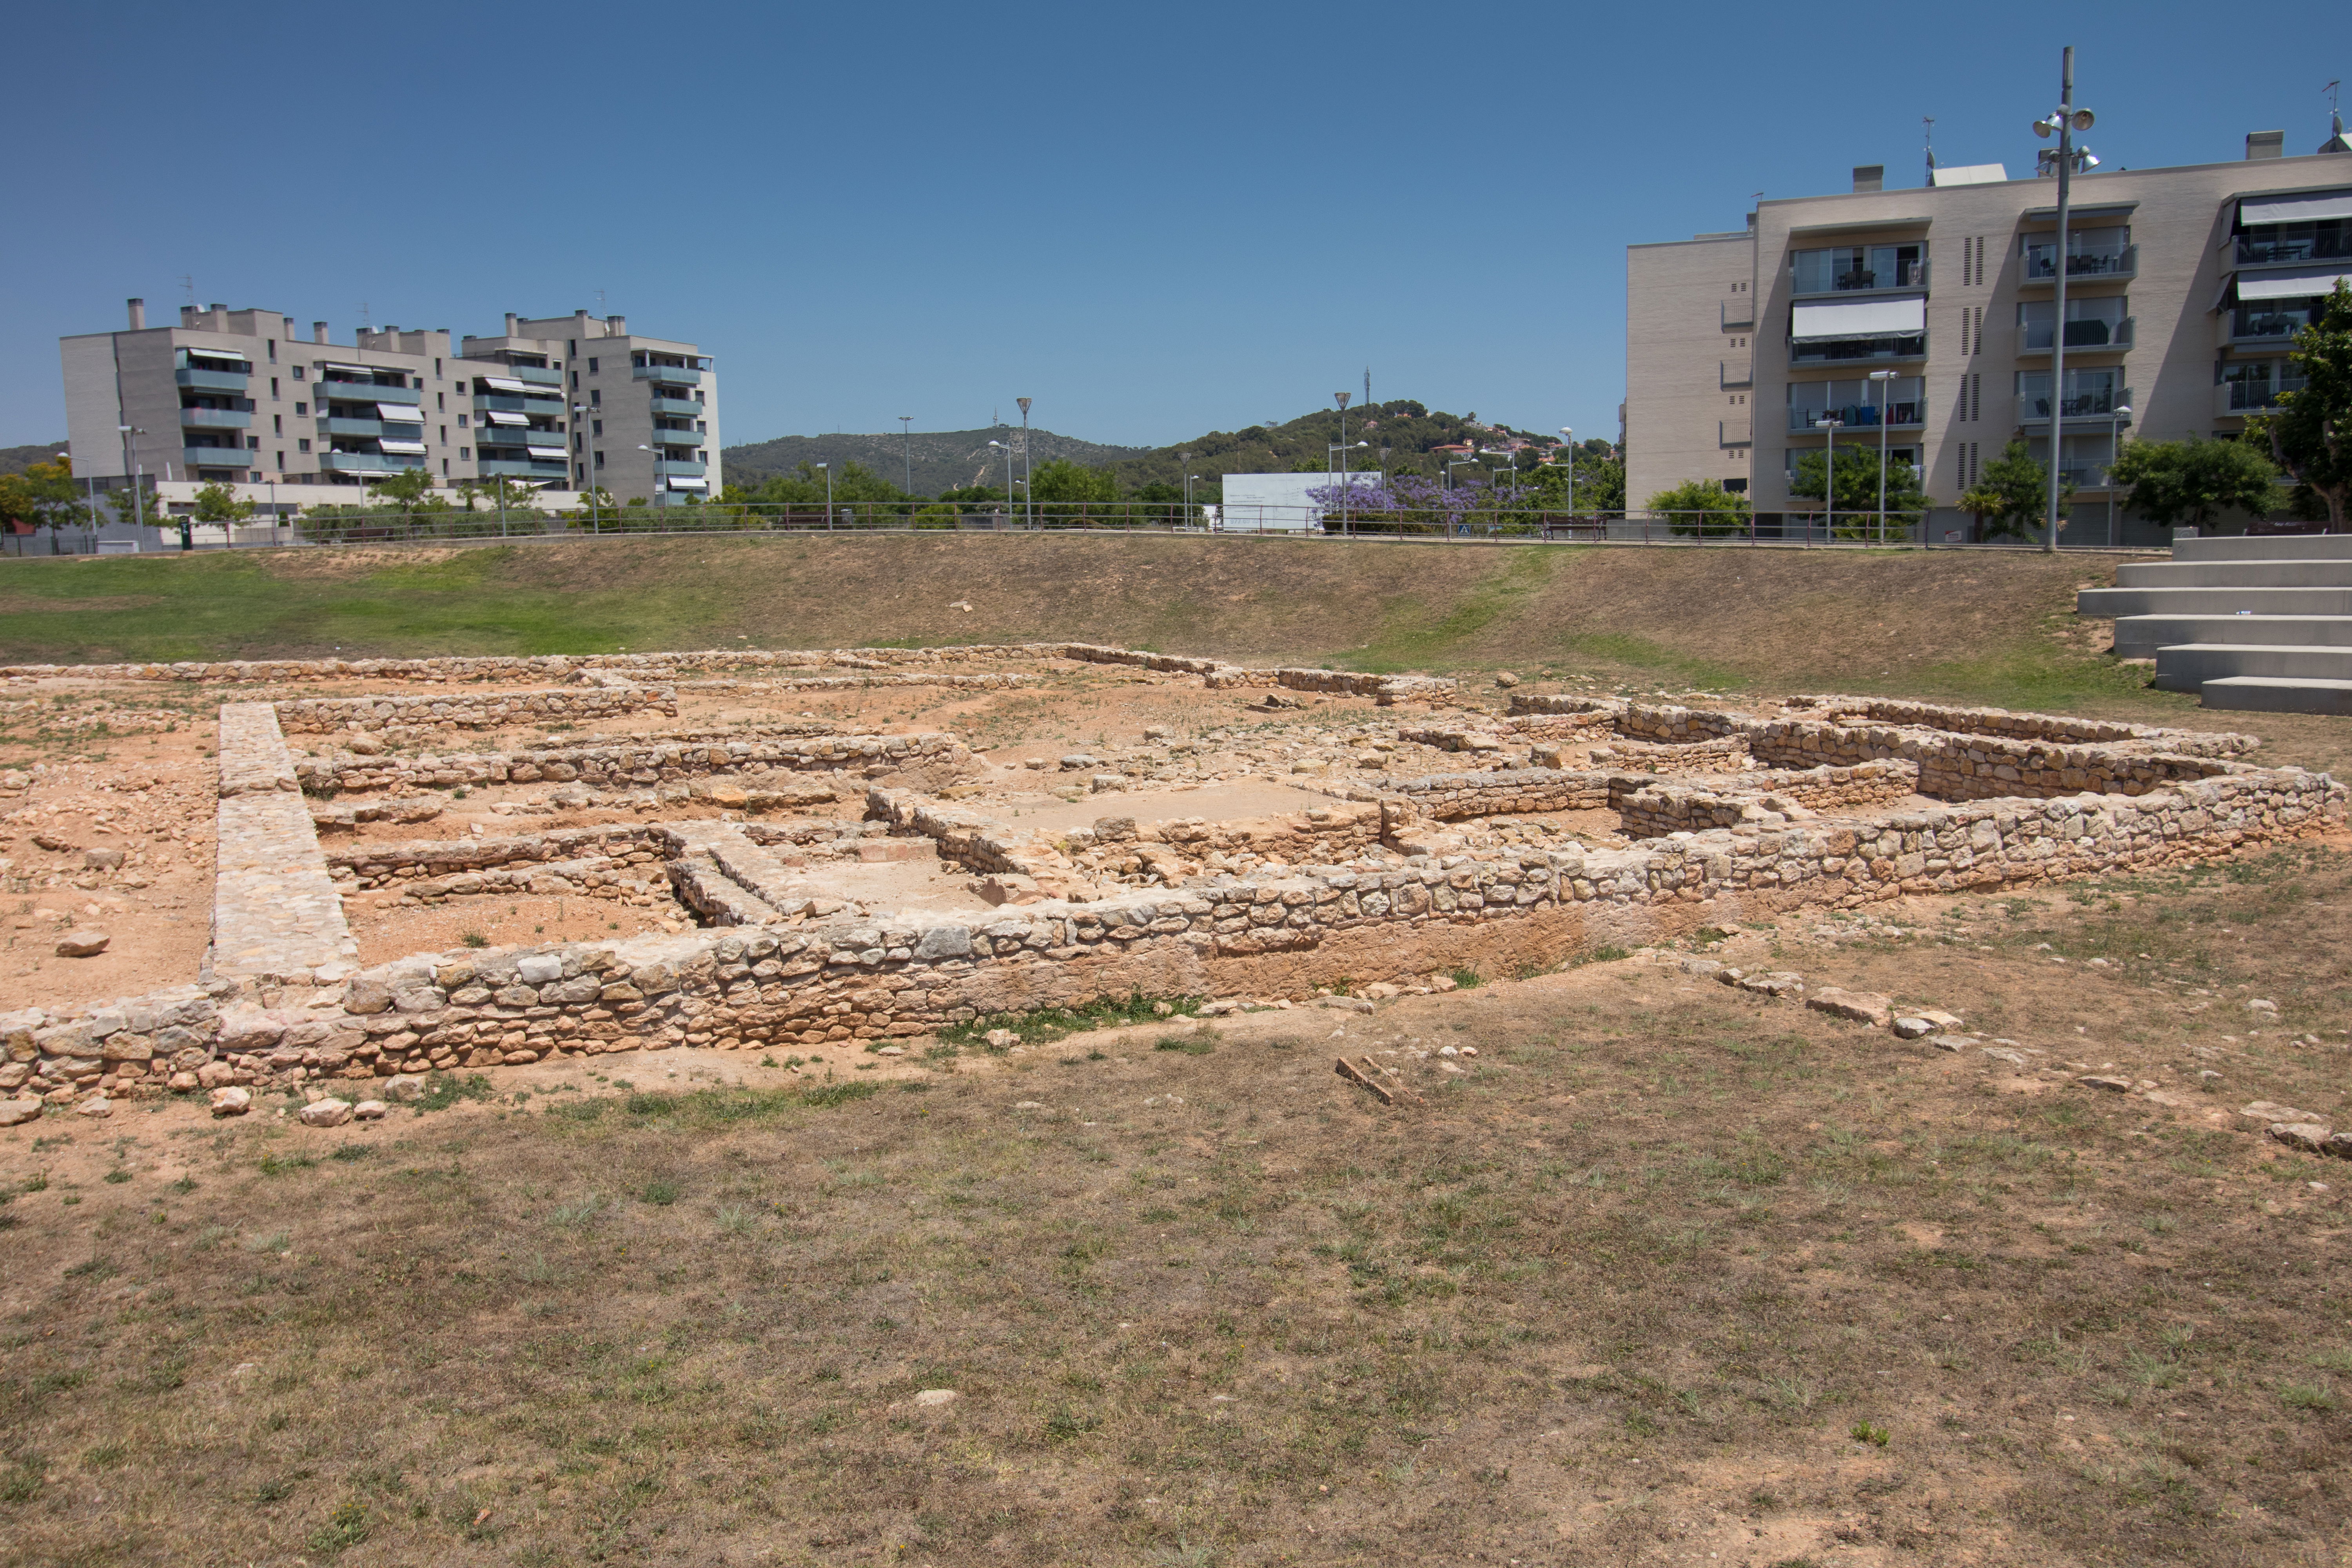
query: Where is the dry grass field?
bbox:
[4,842,2348,1566]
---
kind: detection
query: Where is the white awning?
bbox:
[376,403,423,423]
[185,347,251,363]
[667,476,709,490]
[1789,296,1926,341]
[376,439,428,455]
[482,376,551,394]
[484,410,528,426]
[526,446,568,459]
[2238,265,2352,301]
[321,361,377,374]
[2240,188,2352,226]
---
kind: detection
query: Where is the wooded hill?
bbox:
[721,428,1148,497]
[0,441,68,478]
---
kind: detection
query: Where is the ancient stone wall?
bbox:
[323,824,664,889]
[208,704,358,988]
[275,687,675,733]
[296,732,973,795]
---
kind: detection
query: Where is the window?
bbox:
[2018,296,2129,349]
[270,377,279,398]
[267,339,277,362]
[437,393,445,411]
[247,436,260,450]
[568,339,577,354]
[276,451,284,467]
[592,419,603,436]
[1791,242,1926,293]
[696,420,707,434]
[587,358,598,373]
[434,358,443,376]
[595,450,605,468]
[439,426,448,443]
[457,414,468,428]
[298,438,312,454]
[273,415,283,435]
[459,446,470,459]
[292,365,305,379]
[294,401,306,416]
[590,390,601,407]
[693,390,704,404]
[443,459,450,476]
[570,371,579,389]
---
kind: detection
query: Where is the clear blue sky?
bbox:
[2,0,2342,452]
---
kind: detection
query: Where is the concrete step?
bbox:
[2116,559,2352,588]
[2078,585,2352,621]
[2198,675,2352,715]
[2114,613,2352,659]
[2153,643,2352,691]
[2172,534,2352,563]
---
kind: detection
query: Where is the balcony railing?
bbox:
[653,458,706,476]
[2022,242,2137,281]
[318,390,422,416]
[322,451,424,474]
[475,458,570,479]
[182,445,252,467]
[503,365,564,387]
[175,367,249,392]
[2220,375,2308,412]
[1785,400,1926,433]
[2014,387,2132,424]
[2236,231,2352,266]
[180,407,251,429]
[648,395,703,417]
[633,362,702,385]
[2019,316,2133,352]
[318,417,426,439]
[474,393,564,414]
[1790,261,1929,297]
[1790,334,1927,365]
[2230,309,2319,344]
[2051,463,2114,489]
[318,376,408,394]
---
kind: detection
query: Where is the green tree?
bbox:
[0,455,89,553]
[1958,441,2066,542]
[1787,446,1929,539]
[1642,478,1752,537]
[189,480,256,525]
[1028,458,1121,505]
[367,468,437,510]
[2249,279,2352,530]
[2108,436,2284,531]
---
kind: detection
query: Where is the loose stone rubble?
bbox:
[0,644,2341,1117]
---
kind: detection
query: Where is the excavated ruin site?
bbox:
[0,641,2340,1118]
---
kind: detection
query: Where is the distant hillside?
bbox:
[0,441,69,477]
[1105,402,1556,493]
[722,427,1149,497]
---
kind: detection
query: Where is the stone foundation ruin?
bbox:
[0,642,2339,1116]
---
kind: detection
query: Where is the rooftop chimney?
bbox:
[1851,165,1884,193]
[181,305,198,325]
[608,314,626,336]
[208,302,225,314]
[313,321,328,343]
[505,312,520,336]
[2247,130,2285,160]
[126,298,145,330]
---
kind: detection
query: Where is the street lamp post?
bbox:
[2032,47,2098,554]
[573,404,599,532]
[1333,392,1351,536]
[1868,370,1897,543]
[899,416,914,499]
[988,440,1014,526]
[1016,397,1033,528]
[1558,427,1574,524]
[119,423,168,550]
[1180,451,1194,527]
[2107,403,2131,546]
[815,462,832,528]
[1815,416,1844,541]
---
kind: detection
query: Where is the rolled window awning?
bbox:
[376,439,428,455]
[482,376,550,394]
[2237,265,2352,300]
[483,410,528,426]
[526,446,567,459]
[321,362,378,374]
[2240,188,2352,226]
[376,403,422,422]
[1790,295,1926,341]
[666,476,710,490]
[185,347,251,364]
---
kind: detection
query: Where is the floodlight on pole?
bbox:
[2034,45,2095,554]
[1016,398,1032,528]
[1868,370,1897,543]
[814,461,832,528]
[2107,403,2131,545]
[1559,427,1574,519]
[1815,417,1844,539]
[1334,392,1352,535]
[899,416,913,497]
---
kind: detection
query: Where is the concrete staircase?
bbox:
[2076,535,2352,714]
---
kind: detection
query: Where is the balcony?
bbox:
[648,395,703,417]
[1720,298,1753,330]
[318,376,408,395]
[1789,334,1926,366]
[2228,307,2320,346]
[475,458,570,479]
[182,445,252,468]
[180,407,251,430]
[474,394,564,417]
[322,451,423,474]
[1789,261,1929,298]
[2018,316,2133,354]
[175,367,249,392]
[653,458,706,476]
[2236,230,2352,267]
[1786,402,1926,434]
[318,417,425,439]
[1720,360,1752,389]
[633,362,701,385]
[318,392,422,418]
[503,364,564,387]
[648,426,700,446]
[2217,375,2308,415]
[2014,387,2133,425]
[2021,242,2138,283]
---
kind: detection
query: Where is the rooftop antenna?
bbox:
[1363,367,1372,412]
[358,301,372,330]
[1924,115,1937,185]
[2325,81,2350,153]
[180,275,195,308]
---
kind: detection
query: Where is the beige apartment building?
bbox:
[1626,122,2352,543]
[60,302,715,505]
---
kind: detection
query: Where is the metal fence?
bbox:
[3,499,2152,554]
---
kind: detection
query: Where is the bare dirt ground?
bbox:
[2,842,2348,1566]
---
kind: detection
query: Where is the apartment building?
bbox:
[59,303,715,504]
[1626,119,2352,543]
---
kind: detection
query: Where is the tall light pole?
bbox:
[899,415,913,497]
[1016,397,1033,528]
[988,439,1014,523]
[1559,427,1574,520]
[2107,402,2131,546]
[2033,47,2097,554]
[121,424,168,551]
[1868,369,1897,543]
[1180,450,1194,526]
[1334,391,1351,536]
[1815,416,1844,539]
